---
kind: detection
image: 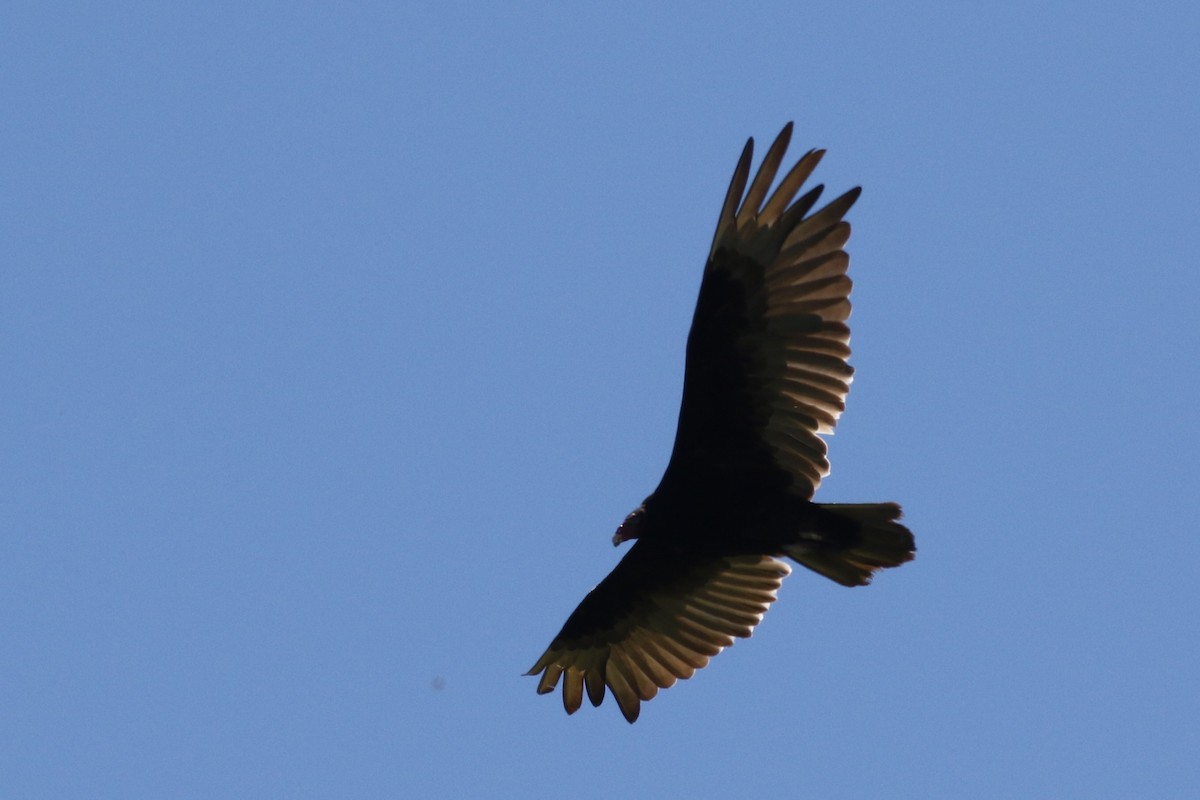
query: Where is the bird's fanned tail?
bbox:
[785,502,914,587]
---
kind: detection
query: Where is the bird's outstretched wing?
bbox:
[526,544,790,723]
[658,122,860,502]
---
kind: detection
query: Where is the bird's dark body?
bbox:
[643,487,829,554]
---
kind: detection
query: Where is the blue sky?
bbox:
[4,2,1199,797]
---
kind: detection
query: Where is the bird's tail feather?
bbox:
[784,502,914,587]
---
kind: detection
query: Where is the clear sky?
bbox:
[4,2,1199,798]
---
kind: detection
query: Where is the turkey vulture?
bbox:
[527,123,914,723]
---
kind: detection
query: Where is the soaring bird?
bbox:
[527,123,914,723]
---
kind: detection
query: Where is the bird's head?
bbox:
[612,505,645,546]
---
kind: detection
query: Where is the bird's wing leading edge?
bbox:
[526,543,790,723]
[660,122,860,501]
